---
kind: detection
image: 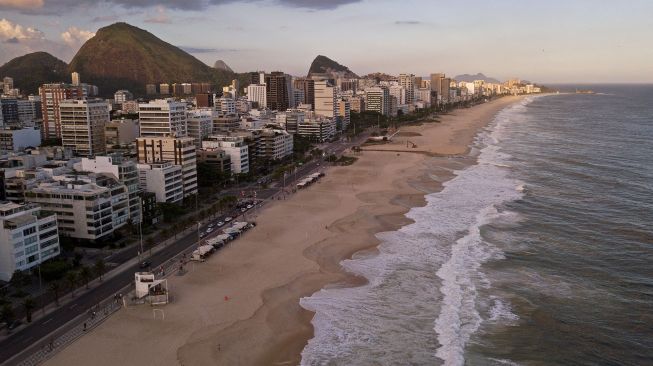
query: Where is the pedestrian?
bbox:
[48,338,54,351]
[83,322,87,331]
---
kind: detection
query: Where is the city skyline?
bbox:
[1,1,652,83]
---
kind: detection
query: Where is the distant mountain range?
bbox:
[308,55,358,79]
[0,22,248,97]
[0,52,68,95]
[453,73,501,83]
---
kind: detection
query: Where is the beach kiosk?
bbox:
[135,272,169,305]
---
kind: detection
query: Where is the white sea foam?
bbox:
[300,98,538,366]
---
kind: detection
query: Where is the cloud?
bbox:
[144,6,171,24]
[4,36,19,43]
[92,15,120,23]
[0,0,43,10]
[0,18,44,41]
[180,46,241,53]
[60,26,95,47]
[395,20,422,25]
[1,0,362,15]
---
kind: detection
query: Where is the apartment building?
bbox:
[137,162,183,203]
[59,99,109,157]
[136,136,197,198]
[24,174,129,241]
[202,136,249,174]
[0,201,60,281]
[138,99,187,138]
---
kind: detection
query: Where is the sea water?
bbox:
[300,85,653,366]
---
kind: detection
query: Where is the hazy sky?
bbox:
[1,0,652,83]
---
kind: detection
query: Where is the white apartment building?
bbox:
[276,109,305,134]
[389,84,407,105]
[24,174,129,241]
[399,74,415,104]
[0,127,41,152]
[314,79,337,118]
[246,84,267,109]
[203,136,249,174]
[256,128,293,161]
[365,87,390,116]
[217,98,237,115]
[136,136,197,198]
[0,201,60,281]
[187,109,213,148]
[76,155,142,224]
[137,162,183,203]
[59,99,109,157]
[297,117,336,142]
[138,99,187,138]
[415,87,432,106]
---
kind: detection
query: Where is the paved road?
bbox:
[0,132,367,365]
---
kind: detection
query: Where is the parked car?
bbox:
[217,221,224,227]
[241,207,247,212]
[225,216,233,222]
[246,204,253,209]
[139,260,151,269]
[208,223,215,228]
[207,228,213,233]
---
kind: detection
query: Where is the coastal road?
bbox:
[0,132,367,365]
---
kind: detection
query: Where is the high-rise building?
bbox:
[399,74,415,104]
[136,136,198,198]
[146,84,157,95]
[337,97,351,131]
[0,97,18,126]
[187,109,213,147]
[430,73,445,96]
[138,99,187,138]
[314,79,337,118]
[196,93,215,108]
[0,201,60,281]
[388,85,406,105]
[292,78,315,110]
[265,72,290,111]
[247,84,267,109]
[440,78,451,103]
[2,77,13,94]
[59,99,109,157]
[159,83,170,95]
[202,136,249,174]
[71,72,80,86]
[365,86,390,116]
[38,83,85,140]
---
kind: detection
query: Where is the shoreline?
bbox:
[44,95,526,366]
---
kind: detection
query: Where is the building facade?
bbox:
[59,99,109,157]
[138,99,187,138]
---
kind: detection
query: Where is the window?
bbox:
[23,227,36,236]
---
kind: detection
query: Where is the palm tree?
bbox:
[79,266,92,289]
[22,296,35,323]
[94,259,107,281]
[64,271,78,297]
[47,281,62,306]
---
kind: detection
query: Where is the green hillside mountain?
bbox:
[68,22,242,96]
[0,52,68,95]
[307,55,358,79]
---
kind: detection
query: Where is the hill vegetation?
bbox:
[0,52,68,95]
[308,55,358,79]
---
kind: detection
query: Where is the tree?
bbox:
[47,281,62,306]
[79,266,92,289]
[94,259,107,281]
[10,270,31,289]
[0,304,14,325]
[72,252,83,268]
[65,271,78,297]
[22,297,35,323]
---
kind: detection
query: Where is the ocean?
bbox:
[299,85,653,365]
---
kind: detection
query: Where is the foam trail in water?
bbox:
[300,98,538,366]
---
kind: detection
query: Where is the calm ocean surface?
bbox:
[300,85,653,365]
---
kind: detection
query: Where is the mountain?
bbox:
[68,22,242,96]
[213,60,233,73]
[453,73,501,83]
[307,55,358,79]
[0,52,68,95]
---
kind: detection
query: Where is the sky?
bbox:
[1,0,652,83]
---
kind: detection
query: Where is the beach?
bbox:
[45,95,524,366]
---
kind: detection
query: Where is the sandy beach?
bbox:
[45,95,524,366]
